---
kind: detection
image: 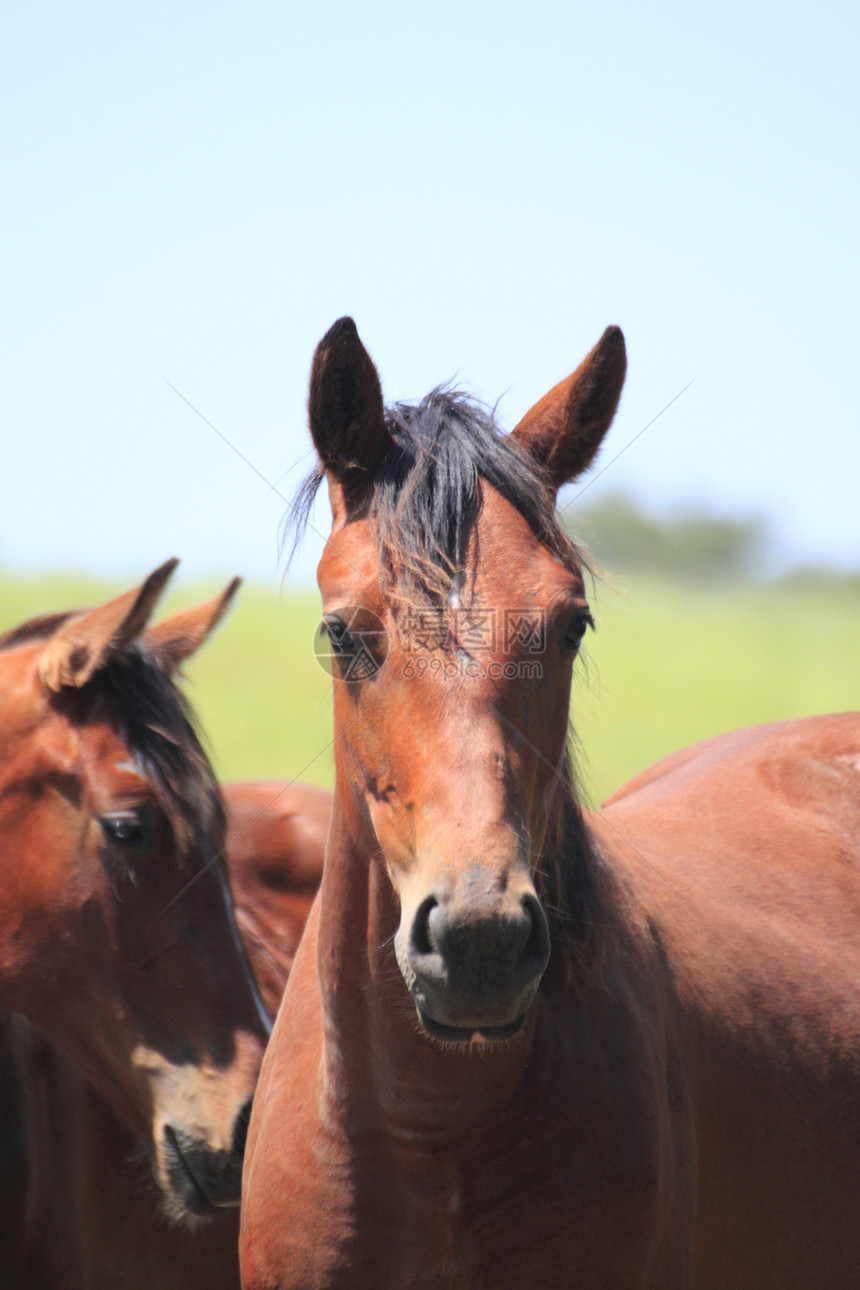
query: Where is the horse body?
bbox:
[241,318,860,1289]
[226,781,331,1019]
[597,711,860,1287]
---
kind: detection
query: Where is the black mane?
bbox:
[538,745,610,977]
[0,615,223,861]
[290,388,586,606]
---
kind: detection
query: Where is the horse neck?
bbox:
[315,788,408,1061]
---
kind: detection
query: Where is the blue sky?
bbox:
[3,0,858,587]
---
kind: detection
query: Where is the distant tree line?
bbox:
[565,492,766,580]
[565,492,860,584]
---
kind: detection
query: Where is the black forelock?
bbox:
[63,643,225,861]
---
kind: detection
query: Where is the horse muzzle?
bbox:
[397,887,551,1044]
[156,1097,252,1220]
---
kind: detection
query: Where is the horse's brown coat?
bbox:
[598,712,860,1287]
[240,320,860,1289]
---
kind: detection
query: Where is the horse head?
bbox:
[304,318,625,1042]
[0,562,269,1219]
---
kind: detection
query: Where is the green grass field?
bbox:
[1,568,857,807]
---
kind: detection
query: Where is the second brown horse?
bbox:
[0,565,270,1284]
[0,572,329,1286]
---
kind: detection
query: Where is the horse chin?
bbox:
[156,1127,240,1227]
[157,1189,220,1233]
[416,1006,526,1045]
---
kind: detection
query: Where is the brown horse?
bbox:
[0,565,270,1281]
[77,779,330,1290]
[240,318,860,1289]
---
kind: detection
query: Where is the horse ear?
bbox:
[39,558,179,692]
[511,326,627,493]
[145,577,241,672]
[308,317,393,497]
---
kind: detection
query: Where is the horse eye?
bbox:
[324,616,355,653]
[101,813,146,845]
[564,612,594,651]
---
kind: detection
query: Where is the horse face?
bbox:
[0,571,269,1221]
[80,731,265,1217]
[317,491,592,1039]
[308,319,625,1043]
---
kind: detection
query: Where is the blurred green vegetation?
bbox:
[0,567,333,791]
[574,573,858,804]
[571,490,769,580]
[1,552,857,808]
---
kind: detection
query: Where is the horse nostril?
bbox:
[232,1099,253,1159]
[410,894,438,958]
[520,893,550,973]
